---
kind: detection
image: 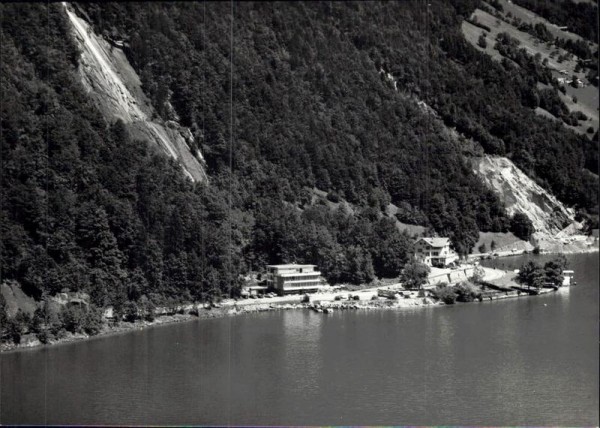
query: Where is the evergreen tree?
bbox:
[510,213,535,241]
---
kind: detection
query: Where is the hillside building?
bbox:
[414,237,459,267]
[266,264,325,295]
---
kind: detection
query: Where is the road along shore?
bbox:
[1,264,559,353]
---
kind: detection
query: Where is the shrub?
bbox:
[326,191,340,203]
[82,307,103,336]
[124,301,139,323]
[470,266,486,283]
[301,294,310,303]
[434,287,457,305]
[57,304,104,335]
[6,318,23,344]
[510,213,535,241]
[466,18,491,32]
[48,319,64,338]
[36,329,50,344]
[454,281,482,302]
[59,306,84,334]
[144,304,156,322]
[478,34,487,49]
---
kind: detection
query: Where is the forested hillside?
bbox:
[1,4,240,311]
[1,1,598,322]
[78,1,597,208]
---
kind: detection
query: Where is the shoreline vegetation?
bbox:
[2,249,594,354]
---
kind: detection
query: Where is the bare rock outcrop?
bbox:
[63,3,207,182]
[473,155,576,239]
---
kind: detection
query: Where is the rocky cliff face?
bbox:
[473,155,576,239]
[378,66,580,244]
[63,3,207,182]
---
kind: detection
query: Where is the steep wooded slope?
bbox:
[0,3,234,311]
[63,3,207,182]
[76,2,516,250]
[1,1,597,322]
[78,1,597,211]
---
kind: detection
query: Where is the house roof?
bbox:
[417,237,450,248]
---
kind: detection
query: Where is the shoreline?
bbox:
[2,249,595,354]
[0,282,562,354]
[0,307,232,354]
[469,244,599,261]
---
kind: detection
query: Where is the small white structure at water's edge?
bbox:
[562,270,575,286]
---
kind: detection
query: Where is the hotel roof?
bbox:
[278,271,322,277]
[266,264,317,269]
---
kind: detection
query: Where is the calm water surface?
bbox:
[1,253,598,425]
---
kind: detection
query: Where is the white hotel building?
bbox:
[265,264,326,295]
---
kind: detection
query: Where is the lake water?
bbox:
[1,253,598,425]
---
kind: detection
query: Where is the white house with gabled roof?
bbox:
[414,237,459,267]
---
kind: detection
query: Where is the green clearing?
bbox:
[534,106,560,122]
[461,20,505,62]
[0,283,37,318]
[471,231,527,254]
[468,8,577,71]
[556,84,599,135]
[461,7,598,136]
[491,0,597,49]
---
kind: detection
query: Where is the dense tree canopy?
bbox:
[510,213,535,241]
[79,1,597,208]
[518,256,568,289]
[1,1,597,324]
